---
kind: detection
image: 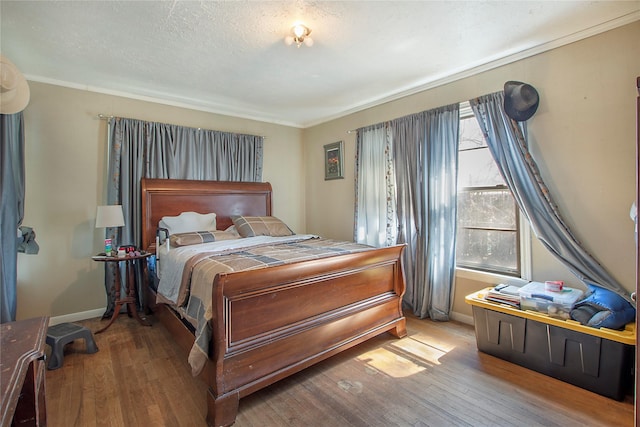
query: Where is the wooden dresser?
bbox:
[0,316,48,427]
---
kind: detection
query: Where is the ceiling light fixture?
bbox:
[285,24,313,48]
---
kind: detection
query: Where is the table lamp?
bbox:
[96,205,125,255]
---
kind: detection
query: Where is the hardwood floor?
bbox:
[45,314,633,427]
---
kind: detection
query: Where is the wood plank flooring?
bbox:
[45,314,633,427]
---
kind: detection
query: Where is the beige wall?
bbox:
[303,22,640,320]
[17,83,304,320]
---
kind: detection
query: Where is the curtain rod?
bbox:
[347,121,392,134]
[95,113,266,138]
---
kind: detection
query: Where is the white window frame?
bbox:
[456,102,531,284]
[456,215,531,284]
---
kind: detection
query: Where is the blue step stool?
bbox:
[45,322,98,370]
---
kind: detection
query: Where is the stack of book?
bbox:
[485,284,521,307]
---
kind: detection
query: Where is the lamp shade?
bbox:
[95,205,125,228]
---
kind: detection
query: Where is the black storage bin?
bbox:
[467,290,635,401]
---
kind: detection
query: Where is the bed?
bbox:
[140,178,407,427]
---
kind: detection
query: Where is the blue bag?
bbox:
[570,285,635,330]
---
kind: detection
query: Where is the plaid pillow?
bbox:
[231,216,294,238]
[169,230,238,247]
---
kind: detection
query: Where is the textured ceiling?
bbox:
[1,1,639,128]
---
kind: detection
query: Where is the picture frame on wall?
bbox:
[324,141,344,180]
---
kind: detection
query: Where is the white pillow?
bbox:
[159,212,217,235]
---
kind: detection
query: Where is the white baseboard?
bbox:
[49,308,106,326]
[449,310,474,326]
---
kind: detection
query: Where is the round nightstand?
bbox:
[92,251,152,333]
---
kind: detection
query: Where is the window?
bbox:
[456,104,522,277]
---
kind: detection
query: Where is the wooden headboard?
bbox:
[140,178,273,252]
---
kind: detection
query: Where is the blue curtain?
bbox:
[392,104,460,320]
[100,117,264,317]
[470,92,632,305]
[0,113,24,323]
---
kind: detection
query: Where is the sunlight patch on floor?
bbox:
[407,332,458,353]
[356,334,455,378]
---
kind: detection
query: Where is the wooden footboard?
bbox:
[147,244,406,427]
[205,244,406,427]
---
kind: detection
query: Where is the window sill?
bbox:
[455,267,528,287]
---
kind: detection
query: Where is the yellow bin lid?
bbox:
[465,288,635,346]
